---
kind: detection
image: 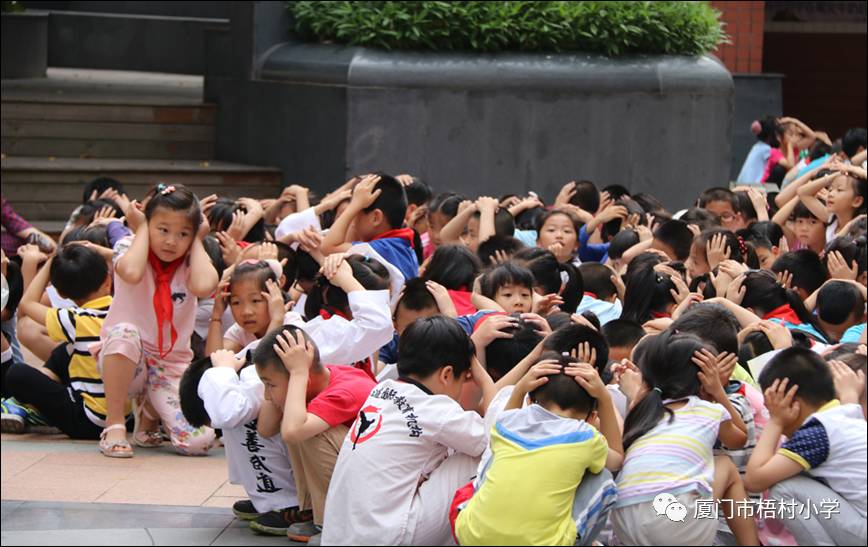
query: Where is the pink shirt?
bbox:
[101,236,197,363]
[761,148,784,182]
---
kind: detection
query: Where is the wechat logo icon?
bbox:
[653,493,688,523]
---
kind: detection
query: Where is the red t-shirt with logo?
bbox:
[307,365,377,428]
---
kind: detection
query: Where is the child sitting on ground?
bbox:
[255,324,376,544]
[4,244,127,438]
[745,347,867,546]
[452,350,623,546]
[321,316,492,546]
[320,174,419,281]
[612,331,759,545]
[179,350,302,537]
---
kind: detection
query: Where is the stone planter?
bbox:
[1,11,48,79]
[207,42,734,208]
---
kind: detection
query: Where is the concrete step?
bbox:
[1,101,216,125]
[2,157,283,223]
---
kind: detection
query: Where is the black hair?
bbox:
[144,182,202,234]
[679,207,721,232]
[206,197,265,243]
[824,343,867,374]
[422,244,482,291]
[671,303,740,356]
[230,259,278,292]
[484,314,544,381]
[578,262,617,301]
[430,193,463,219]
[767,164,788,184]
[602,184,631,201]
[653,220,694,261]
[698,187,738,210]
[695,228,758,267]
[536,209,582,235]
[545,311,573,332]
[569,180,600,213]
[771,250,829,297]
[295,249,321,284]
[622,331,710,450]
[476,235,526,266]
[273,241,299,290]
[363,174,408,231]
[602,319,645,350]
[608,230,640,261]
[740,269,828,340]
[404,177,432,206]
[621,265,677,324]
[631,192,667,216]
[179,355,214,428]
[738,330,774,366]
[603,198,645,242]
[824,236,868,277]
[201,235,227,282]
[791,200,821,222]
[3,260,24,317]
[515,205,546,232]
[733,191,758,222]
[756,116,782,147]
[842,128,867,159]
[62,224,110,248]
[398,316,475,379]
[396,278,438,312]
[82,176,125,204]
[543,322,610,380]
[253,324,321,373]
[808,138,832,162]
[513,247,583,313]
[49,244,109,301]
[304,255,391,320]
[479,207,517,238]
[747,221,784,249]
[529,351,596,415]
[480,262,535,299]
[759,347,836,407]
[817,281,865,326]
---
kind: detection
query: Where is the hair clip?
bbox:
[156,183,176,196]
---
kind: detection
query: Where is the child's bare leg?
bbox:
[17,316,56,362]
[102,352,136,442]
[713,455,760,546]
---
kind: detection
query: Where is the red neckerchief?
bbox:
[319,307,350,321]
[147,251,184,358]
[447,289,477,316]
[584,291,599,299]
[650,310,671,319]
[371,228,415,249]
[352,357,376,381]
[763,304,802,325]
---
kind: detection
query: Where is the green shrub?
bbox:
[287,1,727,56]
[2,1,25,13]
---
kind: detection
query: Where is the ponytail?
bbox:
[623,386,669,451]
[621,266,676,324]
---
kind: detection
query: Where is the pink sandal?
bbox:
[100,424,133,458]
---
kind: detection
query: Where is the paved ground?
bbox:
[1,434,302,546]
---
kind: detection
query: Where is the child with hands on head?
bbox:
[452,346,623,546]
[98,182,218,458]
[612,331,759,546]
[255,324,377,543]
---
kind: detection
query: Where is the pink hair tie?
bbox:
[157,183,176,196]
[750,121,762,136]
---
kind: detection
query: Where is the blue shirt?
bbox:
[578,225,609,263]
[840,323,866,344]
[737,141,772,184]
[367,237,419,283]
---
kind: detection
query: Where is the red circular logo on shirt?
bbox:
[350,405,383,449]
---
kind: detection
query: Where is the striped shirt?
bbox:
[44,295,129,426]
[615,396,728,507]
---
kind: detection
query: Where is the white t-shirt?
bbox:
[779,402,867,518]
[198,365,297,513]
[321,378,488,545]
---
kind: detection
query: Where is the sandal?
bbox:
[132,399,163,449]
[100,424,133,458]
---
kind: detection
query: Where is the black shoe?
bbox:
[232,499,262,521]
[249,506,312,536]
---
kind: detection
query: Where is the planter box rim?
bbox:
[260,42,732,93]
[1,10,49,17]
